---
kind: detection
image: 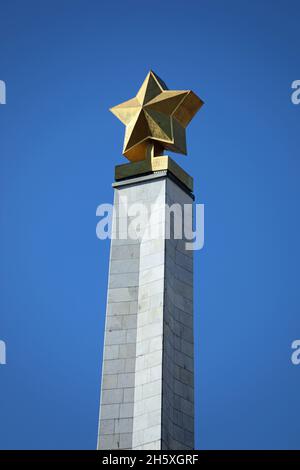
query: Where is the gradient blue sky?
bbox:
[1,0,300,450]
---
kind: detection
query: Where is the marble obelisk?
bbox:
[97,71,203,450]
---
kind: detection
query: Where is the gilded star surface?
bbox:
[110,70,204,162]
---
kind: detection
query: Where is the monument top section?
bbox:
[110,70,204,162]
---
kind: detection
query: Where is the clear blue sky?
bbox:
[0,0,300,449]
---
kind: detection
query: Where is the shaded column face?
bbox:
[97,175,194,450]
[162,179,194,450]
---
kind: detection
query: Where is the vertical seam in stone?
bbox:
[161,177,167,451]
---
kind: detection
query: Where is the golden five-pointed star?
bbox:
[110,71,204,162]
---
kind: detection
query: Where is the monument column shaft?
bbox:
[97,172,194,450]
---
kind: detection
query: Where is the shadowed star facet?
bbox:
[110,71,204,162]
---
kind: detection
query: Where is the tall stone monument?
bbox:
[97,71,203,450]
